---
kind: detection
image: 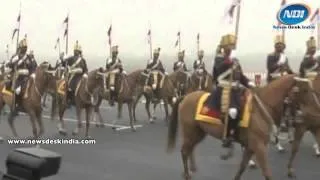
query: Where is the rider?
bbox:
[193,50,207,89]
[9,37,32,110]
[266,34,293,83]
[173,50,188,72]
[105,45,123,106]
[26,50,38,74]
[144,47,165,90]
[299,36,318,78]
[204,34,254,148]
[64,41,88,105]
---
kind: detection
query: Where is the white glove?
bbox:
[248,81,255,88]
[278,53,286,65]
[165,72,168,75]
[314,50,320,58]
[230,49,237,59]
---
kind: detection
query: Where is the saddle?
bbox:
[196,87,252,128]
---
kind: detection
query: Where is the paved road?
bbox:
[0,99,319,180]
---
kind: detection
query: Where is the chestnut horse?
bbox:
[167,74,297,180]
[0,62,55,138]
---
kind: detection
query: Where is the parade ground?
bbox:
[0,99,319,180]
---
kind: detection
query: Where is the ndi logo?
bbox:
[273,3,315,30]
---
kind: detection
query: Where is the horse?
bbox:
[167,74,297,180]
[93,69,147,129]
[286,74,320,177]
[0,62,55,139]
[142,70,182,123]
[53,68,106,137]
[188,70,214,92]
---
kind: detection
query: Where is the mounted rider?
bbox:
[105,45,123,106]
[64,41,88,105]
[143,48,166,92]
[173,50,188,72]
[9,37,36,110]
[299,36,319,79]
[193,50,208,89]
[266,34,293,83]
[204,34,254,148]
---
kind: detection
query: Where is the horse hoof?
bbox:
[181,173,192,180]
[190,166,197,173]
[99,124,105,128]
[220,154,231,160]
[72,131,78,136]
[278,148,286,153]
[59,130,67,136]
[0,137,4,143]
[131,128,136,132]
[315,153,320,158]
[248,162,257,169]
[149,119,154,124]
[288,169,296,179]
[112,126,117,130]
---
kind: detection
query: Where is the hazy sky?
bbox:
[0,0,319,59]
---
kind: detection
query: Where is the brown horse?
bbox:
[93,69,147,130]
[0,62,55,138]
[53,68,106,137]
[286,74,320,177]
[167,74,297,180]
[143,71,182,123]
[188,71,214,92]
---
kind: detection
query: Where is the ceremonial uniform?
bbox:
[299,37,319,78]
[205,34,254,148]
[26,50,38,73]
[144,48,166,90]
[105,45,123,105]
[65,41,88,103]
[193,50,208,89]
[266,35,293,83]
[173,50,188,72]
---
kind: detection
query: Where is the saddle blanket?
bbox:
[2,80,30,98]
[195,92,253,128]
[57,80,66,95]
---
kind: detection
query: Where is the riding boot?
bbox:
[222,116,237,148]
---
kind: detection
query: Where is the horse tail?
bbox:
[167,97,183,153]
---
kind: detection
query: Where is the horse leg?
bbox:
[42,93,47,107]
[50,95,56,121]
[163,100,169,124]
[145,97,152,123]
[188,133,206,174]
[253,142,272,180]
[234,148,254,180]
[117,101,123,119]
[311,128,320,157]
[36,108,44,137]
[85,107,92,138]
[58,97,67,135]
[132,93,142,122]
[72,106,82,136]
[8,112,18,137]
[94,98,104,128]
[128,102,136,132]
[287,125,306,178]
[28,111,38,139]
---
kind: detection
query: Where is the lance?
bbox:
[318,19,320,50]
[65,14,69,55]
[15,3,21,53]
[178,32,181,52]
[234,1,241,49]
[148,29,152,59]
[6,44,9,61]
[107,24,112,57]
[197,33,200,53]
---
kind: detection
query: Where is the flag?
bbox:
[147,29,151,44]
[277,0,287,26]
[63,29,68,38]
[54,38,60,49]
[175,31,180,47]
[226,0,240,23]
[12,12,21,41]
[310,8,319,23]
[107,25,112,36]
[63,16,69,24]
[197,33,200,41]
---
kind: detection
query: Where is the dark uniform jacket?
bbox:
[106,57,123,73]
[193,59,206,71]
[299,54,319,78]
[212,54,249,87]
[266,52,293,82]
[173,60,188,72]
[65,55,88,91]
[145,59,165,73]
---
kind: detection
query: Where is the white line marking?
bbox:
[42,115,143,130]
